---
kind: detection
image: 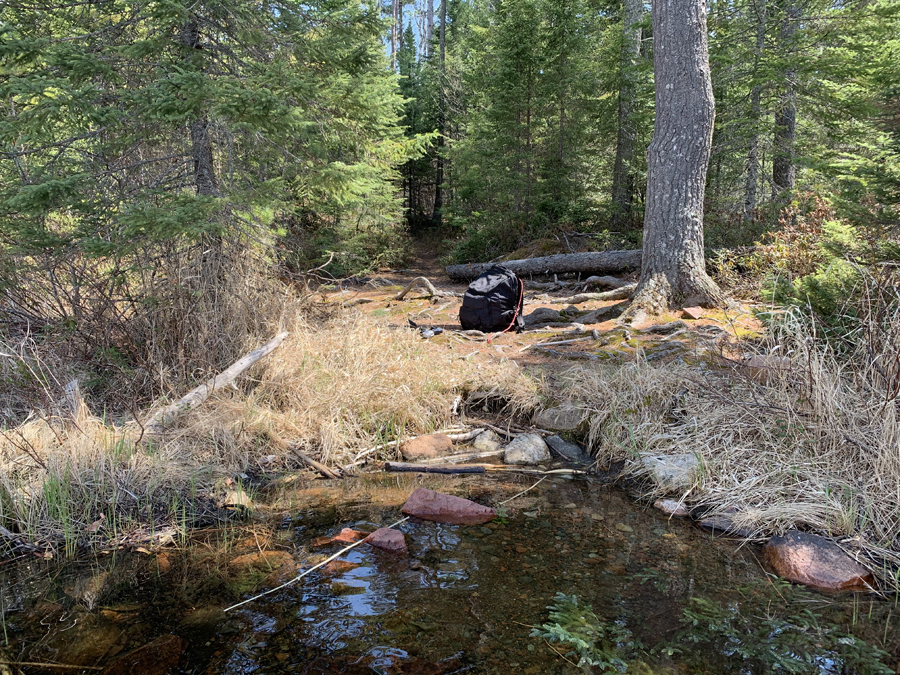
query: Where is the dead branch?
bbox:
[384,461,486,474]
[142,331,289,439]
[293,449,341,479]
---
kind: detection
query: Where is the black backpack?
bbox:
[459,265,525,333]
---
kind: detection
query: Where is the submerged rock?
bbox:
[401,434,453,460]
[696,508,754,538]
[763,531,876,591]
[101,634,186,675]
[653,499,690,517]
[229,551,293,571]
[364,528,407,554]
[472,429,502,453]
[504,433,551,465]
[311,528,366,548]
[533,406,586,432]
[640,453,700,490]
[545,435,592,464]
[401,488,496,525]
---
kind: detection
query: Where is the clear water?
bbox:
[1,474,896,674]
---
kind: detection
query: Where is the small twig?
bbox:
[544,640,579,667]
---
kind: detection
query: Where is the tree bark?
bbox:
[446,250,642,281]
[432,0,447,223]
[742,0,766,220]
[180,17,218,197]
[426,0,434,57]
[625,0,725,316]
[773,0,799,200]
[610,0,644,229]
[390,0,400,70]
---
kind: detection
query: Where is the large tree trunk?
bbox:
[390,0,400,70]
[426,0,434,57]
[743,0,766,220]
[773,0,799,200]
[625,0,725,316]
[180,17,218,197]
[432,0,447,223]
[610,0,643,229]
[446,250,642,281]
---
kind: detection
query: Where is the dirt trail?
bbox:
[320,238,762,369]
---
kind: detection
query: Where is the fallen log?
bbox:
[142,331,289,439]
[384,462,486,474]
[446,250,641,282]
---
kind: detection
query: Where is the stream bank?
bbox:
[1,473,896,674]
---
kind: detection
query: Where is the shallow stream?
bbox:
[1,474,897,674]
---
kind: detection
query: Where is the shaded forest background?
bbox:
[0,0,899,418]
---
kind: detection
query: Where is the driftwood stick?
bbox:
[293,450,341,479]
[445,428,485,442]
[419,449,505,464]
[395,276,438,300]
[384,462,486,474]
[144,332,289,438]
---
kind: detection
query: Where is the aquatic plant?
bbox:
[671,596,893,675]
[532,592,638,672]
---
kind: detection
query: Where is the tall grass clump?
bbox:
[558,273,900,588]
[0,304,539,553]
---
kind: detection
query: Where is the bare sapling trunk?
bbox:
[610,0,643,229]
[624,0,725,318]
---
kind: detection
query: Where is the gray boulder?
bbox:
[640,453,700,490]
[534,406,586,432]
[545,435,592,464]
[472,429,503,452]
[504,434,551,465]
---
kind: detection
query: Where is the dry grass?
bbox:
[0,305,539,553]
[559,304,900,589]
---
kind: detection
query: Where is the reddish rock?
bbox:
[363,528,407,554]
[763,531,877,591]
[333,528,366,544]
[320,560,362,576]
[101,634,185,675]
[654,499,690,517]
[401,488,496,526]
[682,306,704,320]
[311,528,366,548]
[400,434,453,460]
